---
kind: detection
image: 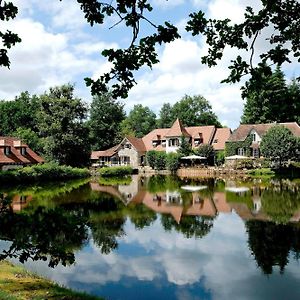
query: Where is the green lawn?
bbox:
[0,261,103,300]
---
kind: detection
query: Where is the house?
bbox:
[91,119,231,168]
[0,137,44,171]
[226,122,300,158]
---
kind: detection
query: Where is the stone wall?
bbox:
[118,148,140,168]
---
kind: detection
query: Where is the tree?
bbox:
[0,92,39,135]
[166,152,181,173]
[260,125,297,167]
[287,79,300,124]
[157,103,174,128]
[121,104,156,138]
[196,144,215,165]
[178,136,192,156]
[241,65,296,124]
[37,84,90,167]
[89,92,125,150]
[171,95,221,127]
[0,1,21,68]
[12,127,42,154]
[3,1,300,98]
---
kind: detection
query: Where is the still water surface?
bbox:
[1,175,300,300]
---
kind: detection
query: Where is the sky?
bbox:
[0,0,299,129]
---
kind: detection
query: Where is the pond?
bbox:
[1,175,300,300]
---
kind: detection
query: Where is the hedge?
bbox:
[0,163,90,184]
[98,166,133,177]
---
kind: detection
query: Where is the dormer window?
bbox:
[152,141,158,147]
[4,146,11,156]
[21,147,27,155]
[124,143,131,149]
[250,133,256,142]
[162,140,166,147]
[213,139,218,144]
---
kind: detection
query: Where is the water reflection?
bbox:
[0,175,300,299]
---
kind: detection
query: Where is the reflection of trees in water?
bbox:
[90,217,126,254]
[127,203,157,230]
[246,220,300,275]
[0,204,88,267]
[261,187,300,224]
[161,214,215,239]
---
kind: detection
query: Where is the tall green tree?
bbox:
[241,65,291,124]
[121,104,156,138]
[171,95,221,127]
[89,92,125,150]
[287,79,300,124]
[178,136,192,156]
[157,103,174,128]
[0,92,39,135]
[37,84,90,167]
[12,127,42,154]
[260,125,297,167]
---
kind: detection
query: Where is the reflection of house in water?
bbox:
[0,193,32,212]
[90,175,144,205]
[90,177,300,224]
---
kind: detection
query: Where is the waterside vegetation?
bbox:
[0,261,103,300]
[0,163,90,184]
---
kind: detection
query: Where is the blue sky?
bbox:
[0,0,298,129]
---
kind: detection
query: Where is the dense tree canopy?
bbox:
[170,95,221,127]
[0,92,39,135]
[89,92,125,150]
[121,104,156,138]
[241,65,300,124]
[2,1,300,98]
[260,125,297,167]
[37,84,90,167]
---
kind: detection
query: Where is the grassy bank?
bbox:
[0,261,102,300]
[98,166,133,177]
[0,163,90,184]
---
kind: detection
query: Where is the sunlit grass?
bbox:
[0,261,103,300]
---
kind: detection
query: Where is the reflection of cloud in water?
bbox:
[12,214,300,300]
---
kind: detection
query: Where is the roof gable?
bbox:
[165,119,191,137]
[228,122,300,142]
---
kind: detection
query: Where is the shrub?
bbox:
[216,150,225,166]
[0,163,90,184]
[146,150,157,169]
[236,159,254,169]
[166,153,181,172]
[146,150,167,170]
[98,166,133,177]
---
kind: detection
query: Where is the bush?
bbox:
[247,168,275,176]
[0,163,90,184]
[146,150,167,170]
[166,153,181,172]
[98,166,133,177]
[236,159,254,169]
[215,150,225,166]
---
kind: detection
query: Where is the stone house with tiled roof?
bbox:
[91,119,231,168]
[226,122,300,158]
[0,137,44,170]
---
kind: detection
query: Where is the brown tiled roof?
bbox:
[91,145,119,159]
[165,118,191,137]
[185,125,216,144]
[125,136,146,152]
[228,122,300,142]
[142,128,169,151]
[0,136,44,165]
[211,128,232,150]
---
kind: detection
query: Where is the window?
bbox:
[124,143,131,149]
[168,139,179,147]
[250,133,256,142]
[253,148,260,158]
[21,147,27,155]
[237,148,245,156]
[4,147,10,156]
[213,139,218,143]
[162,140,166,147]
